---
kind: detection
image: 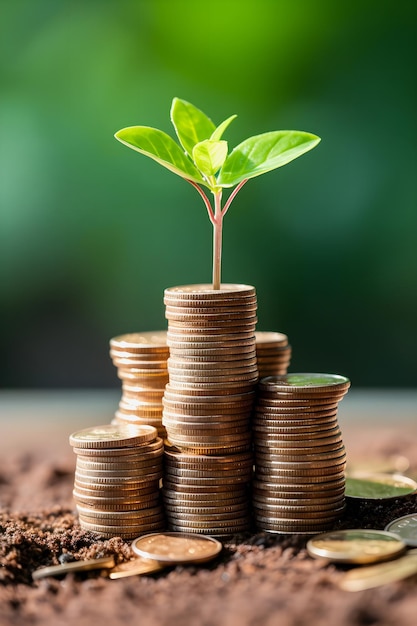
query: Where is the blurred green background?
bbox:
[1,0,416,388]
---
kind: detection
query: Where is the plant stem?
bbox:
[212,191,223,290]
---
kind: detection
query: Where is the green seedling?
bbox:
[115,98,320,290]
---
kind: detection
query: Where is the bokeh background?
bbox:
[1,0,416,389]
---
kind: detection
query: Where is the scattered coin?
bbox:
[32,556,116,580]
[307,529,406,564]
[339,549,417,591]
[132,532,222,564]
[385,513,417,547]
[108,557,165,579]
[345,473,417,500]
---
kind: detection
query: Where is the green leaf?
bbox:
[170,97,216,157]
[210,115,237,141]
[115,126,205,185]
[217,131,321,187]
[192,140,228,178]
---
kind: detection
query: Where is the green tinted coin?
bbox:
[345,473,417,500]
[307,529,406,563]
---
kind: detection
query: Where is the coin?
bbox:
[69,424,157,448]
[307,529,406,563]
[385,514,417,546]
[131,531,222,563]
[72,438,163,457]
[339,549,417,591]
[32,556,115,580]
[108,557,165,579]
[79,521,165,539]
[164,283,255,299]
[110,331,168,352]
[345,473,417,500]
[259,373,350,392]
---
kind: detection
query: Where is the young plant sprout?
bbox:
[115,98,320,290]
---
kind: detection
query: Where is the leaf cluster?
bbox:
[115,98,320,194]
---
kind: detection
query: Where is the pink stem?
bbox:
[221,179,248,217]
[187,180,215,223]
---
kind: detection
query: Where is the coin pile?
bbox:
[255,331,292,378]
[161,283,259,534]
[70,424,165,539]
[252,373,350,534]
[109,331,169,438]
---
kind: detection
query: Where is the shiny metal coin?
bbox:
[32,556,115,580]
[385,513,417,546]
[307,529,407,563]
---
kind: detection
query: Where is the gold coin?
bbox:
[252,484,345,498]
[165,508,249,522]
[254,520,335,535]
[165,519,251,533]
[164,283,256,298]
[253,493,344,507]
[77,504,163,522]
[131,531,222,563]
[76,450,163,472]
[32,556,115,580]
[108,557,165,579]
[255,331,288,346]
[112,357,168,369]
[73,492,160,511]
[166,383,256,395]
[164,466,252,481]
[166,518,251,531]
[169,444,251,455]
[161,479,247,493]
[69,424,157,449]
[109,331,168,352]
[307,529,407,564]
[79,520,165,538]
[255,448,346,463]
[339,550,417,591]
[72,438,163,457]
[168,356,257,370]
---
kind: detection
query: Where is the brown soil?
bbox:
[1,428,417,626]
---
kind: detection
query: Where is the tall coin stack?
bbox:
[255,331,292,378]
[109,332,169,438]
[70,424,165,539]
[162,284,259,535]
[252,374,350,534]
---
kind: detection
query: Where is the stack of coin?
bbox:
[252,373,350,534]
[162,444,253,535]
[70,424,165,539]
[109,331,169,438]
[161,284,259,534]
[255,331,292,378]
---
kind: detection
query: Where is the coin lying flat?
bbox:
[307,529,406,564]
[69,424,157,448]
[132,532,222,564]
[32,556,115,580]
[345,473,417,500]
[385,514,417,547]
[108,557,165,579]
[339,549,417,591]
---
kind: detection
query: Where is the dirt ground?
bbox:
[1,423,417,626]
